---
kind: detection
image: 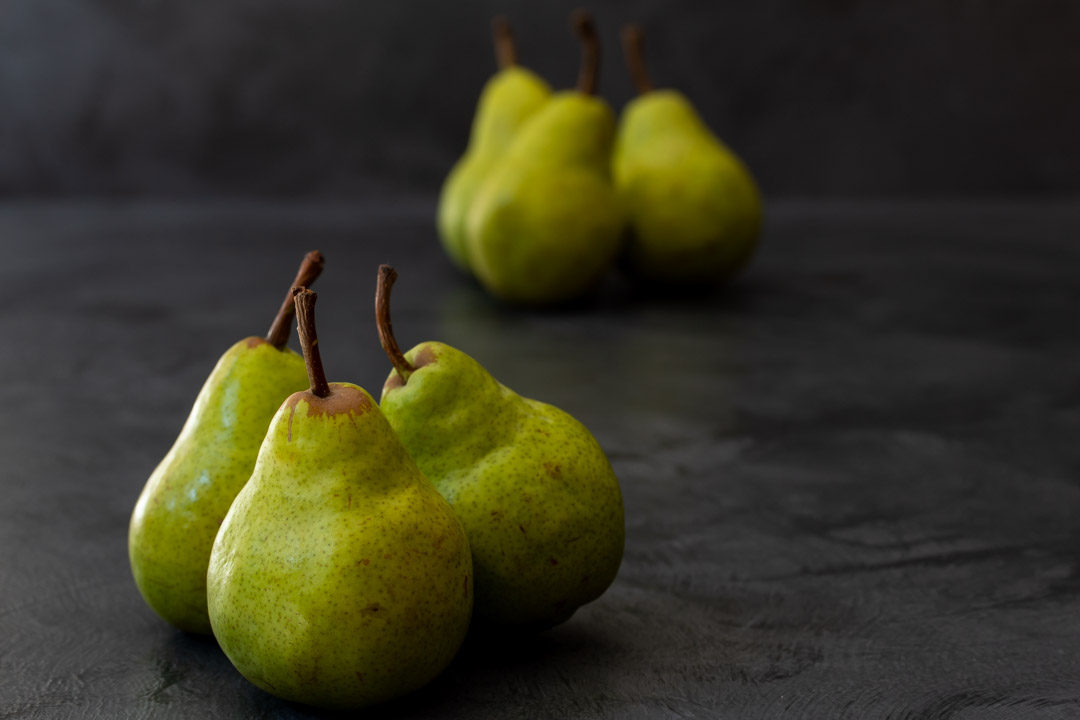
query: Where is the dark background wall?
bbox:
[1,0,1078,198]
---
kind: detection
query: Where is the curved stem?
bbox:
[571,9,600,95]
[293,288,331,398]
[621,24,654,94]
[375,264,415,384]
[492,15,518,69]
[266,250,325,349]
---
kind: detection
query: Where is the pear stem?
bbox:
[492,16,518,69]
[621,24,654,95]
[375,264,415,384]
[266,250,325,349]
[294,288,331,398]
[572,9,600,96]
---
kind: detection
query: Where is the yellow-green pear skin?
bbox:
[207,384,473,710]
[438,66,551,271]
[128,337,309,634]
[465,92,626,304]
[614,89,763,284]
[380,342,624,627]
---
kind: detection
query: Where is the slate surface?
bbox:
[1,199,1079,719]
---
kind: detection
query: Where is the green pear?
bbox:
[465,11,624,304]
[437,16,552,272]
[207,289,472,710]
[374,266,623,627]
[613,25,762,284]
[129,251,324,634]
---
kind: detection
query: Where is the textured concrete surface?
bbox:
[2,1,1079,197]
[1,199,1079,718]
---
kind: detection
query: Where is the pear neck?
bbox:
[630,90,708,140]
[276,388,419,497]
[509,95,613,169]
[384,351,521,470]
[290,383,374,420]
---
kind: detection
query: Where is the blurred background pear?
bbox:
[437,16,551,272]
[465,10,624,305]
[613,25,762,285]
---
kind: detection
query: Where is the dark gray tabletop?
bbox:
[2,199,1079,719]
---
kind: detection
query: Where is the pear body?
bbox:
[614,89,762,284]
[380,343,623,627]
[129,337,309,634]
[466,92,625,304]
[207,383,472,709]
[438,67,551,271]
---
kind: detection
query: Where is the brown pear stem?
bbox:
[571,9,600,95]
[375,264,415,384]
[622,24,654,94]
[492,16,518,69]
[293,288,331,398]
[266,250,325,349]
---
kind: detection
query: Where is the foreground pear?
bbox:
[465,11,624,304]
[437,17,552,271]
[207,289,472,710]
[376,267,624,627]
[128,251,324,634]
[613,26,762,284]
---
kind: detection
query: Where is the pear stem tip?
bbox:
[571,8,600,96]
[267,250,326,349]
[621,24,654,95]
[294,287,332,398]
[375,264,416,384]
[492,15,518,69]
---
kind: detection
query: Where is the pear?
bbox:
[465,10,624,304]
[613,25,762,285]
[207,288,473,710]
[437,16,552,272]
[375,266,623,627]
[129,251,324,634]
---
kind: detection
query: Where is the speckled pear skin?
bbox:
[614,89,762,284]
[128,337,309,634]
[380,342,624,627]
[465,92,625,305]
[438,66,552,271]
[206,383,473,710]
